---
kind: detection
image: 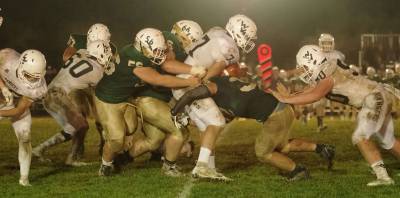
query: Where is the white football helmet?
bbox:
[318,33,335,52]
[385,68,395,79]
[296,45,333,84]
[366,66,376,77]
[17,49,46,87]
[226,14,257,53]
[87,40,112,66]
[87,23,111,44]
[171,20,203,52]
[134,28,167,65]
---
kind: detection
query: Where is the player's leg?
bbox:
[282,139,335,169]
[315,99,327,132]
[135,97,185,176]
[11,111,32,186]
[188,98,229,180]
[95,96,134,176]
[374,113,400,173]
[33,88,88,163]
[67,89,92,165]
[352,91,394,186]
[255,104,310,181]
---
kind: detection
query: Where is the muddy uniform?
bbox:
[44,50,105,135]
[0,48,47,180]
[325,62,396,149]
[173,27,240,131]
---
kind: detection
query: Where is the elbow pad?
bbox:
[171,84,211,115]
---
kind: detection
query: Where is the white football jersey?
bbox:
[49,49,104,94]
[327,66,379,108]
[184,27,240,68]
[324,50,345,62]
[0,48,47,101]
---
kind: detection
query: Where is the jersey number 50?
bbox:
[63,55,94,78]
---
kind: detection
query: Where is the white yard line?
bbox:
[177,178,195,198]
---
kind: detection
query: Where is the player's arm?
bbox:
[62,46,77,62]
[0,96,32,118]
[171,82,217,115]
[202,61,226,82]
[162,60,206,78]
[0,75,13,105]
[133,67,200,88]
[272,77,334,105]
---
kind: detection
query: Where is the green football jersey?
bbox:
[95,44,154,104]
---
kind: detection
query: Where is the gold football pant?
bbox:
[95,96,137,153]
[255,104,295,159]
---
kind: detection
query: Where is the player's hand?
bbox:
[190,66,207,79]
[269,88,288,103]
[187,76,201,87]
[276,82,291,97]
[1,87,13,105]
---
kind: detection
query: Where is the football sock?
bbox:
[102,158,113,166]
[208,155,216,169]
[197,147,211,164]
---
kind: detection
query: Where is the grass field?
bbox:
[0,117,400,197]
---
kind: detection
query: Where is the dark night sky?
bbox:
[1,0,400,69]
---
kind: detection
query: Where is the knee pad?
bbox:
[108,139,124,153]
[17,129,31,143]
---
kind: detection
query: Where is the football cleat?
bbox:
[98,164,114,176]
[285,165,310,182]
[367,178,395,187]
[32,147,51,162]
[317,144,335,170]
[192,162,232,181]
[19,176,31,187]
[65,153,90,167]
[162,162,183,177]
[113,151,134,173]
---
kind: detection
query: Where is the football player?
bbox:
[60,23,117,163]
[272,45,400,186]
[318,33,345,62]
[171,14,257,181]
[32,41,113,166]
[0,48,47,186]
[95,28,199,176]
[171,75,335,181]
[63,23,112,62]
[119,20,204,176]
[366,66,380,82]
